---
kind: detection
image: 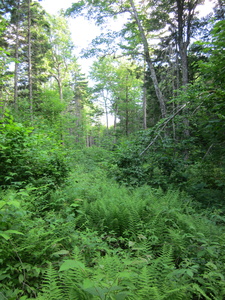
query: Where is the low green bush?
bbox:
[0,113,69,190]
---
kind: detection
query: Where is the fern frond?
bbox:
[39,263,63,300]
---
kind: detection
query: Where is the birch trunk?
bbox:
[129,0,167,119]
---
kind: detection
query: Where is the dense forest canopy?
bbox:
[1,0,225,299]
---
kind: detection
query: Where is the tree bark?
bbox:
[28,0,33,118]
[176,0,200,141]
[129,0,167,119]
[143,64,147,129]
[103,91,109,129]
[125,75,129,135]
[176,0,188,87]
[13,0,21,110]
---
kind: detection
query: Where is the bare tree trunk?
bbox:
[53,70,63,102]
[57,63,63,101]
[28,0,33,119]
[125,75,129,135]
[143,84,147,129]
[58,78,63,101]
[103,91,109,129]
[129,0,167,119]
[14,0,21,110]
[143,66,147,129]
[176,0,189,87]
[176,0,200,141]
[114,104,118,130]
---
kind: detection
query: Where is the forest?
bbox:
[0,0,225,299]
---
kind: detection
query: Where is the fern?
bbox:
[36,259,92,300]
[39,263,63,300]
[130,244,191,300]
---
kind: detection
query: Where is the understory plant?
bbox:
[1,153,225,299]
[0,113,69,190]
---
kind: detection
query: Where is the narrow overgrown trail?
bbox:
[1,146,225,299]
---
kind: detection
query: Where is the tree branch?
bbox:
[140,102,188,156]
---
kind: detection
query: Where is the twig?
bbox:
[202,144,214,160]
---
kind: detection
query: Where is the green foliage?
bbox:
[38,90,66,121]
[35,247,189,300]
[0,113,69,190]
[1,152,225,299]
[90,57,143,136]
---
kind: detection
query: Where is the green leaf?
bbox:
[0,230,24,240]
[114,292,129,300]
[117,271,134,279]
[0,274,10,280]
[59,260,86,272]
[5,230,24,236]
[70,203,81,208]
[82,278,95,289]
[128,241,135,248]
[0,201,6,209]
[8,200,21,208]
[186,269,193,277]
[19,274,24,283]
[0,232,10,240]
[52,250,70,256]
[83,286,107,299]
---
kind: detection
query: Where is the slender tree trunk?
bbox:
[129,0,167,119]
[56,62,63,101]
[125,75,129,135]
[177,0,189,87]
[58,78,63,101]
[143,84,147,129]
[143,65,147,129]
[53,72,63,102]
[176,0,199,141]
[180,42,189,86]
[27,0,33,119]
[14,0,21,110]
[114,104,118,130]
[103,91,109,129]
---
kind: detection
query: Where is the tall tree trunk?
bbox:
[176,0,189,87]
[143,84,147,130]
[13,0,21,110]
[58,78,63,101]
[27,0,33,119]
[176,0,199,141]
[103,91,109,129]
[125,75,129,136]
[143,65,147,129]
[114,104,118,130]
[129,0,167,119]
[56,62,63,101]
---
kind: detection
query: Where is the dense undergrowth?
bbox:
[1,142,225,300]
[0,118,225,299]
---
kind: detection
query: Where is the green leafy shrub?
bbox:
[0,113,69,190]
[111,130,225,208]
[111,138,148,187]
[185,162,225,207]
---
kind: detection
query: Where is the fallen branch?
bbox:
[140,102,188,156]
